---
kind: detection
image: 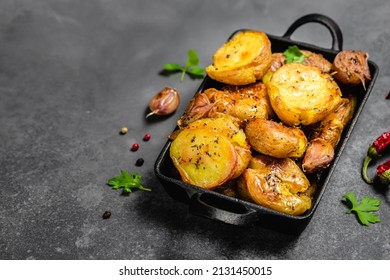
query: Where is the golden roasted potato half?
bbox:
[170,128,237,189]
[185,114,251,178]
[267,63,342,126]
[186,114,249,149]
[205,30,272,85]
[245,118,307,158]
[237,155,312,216]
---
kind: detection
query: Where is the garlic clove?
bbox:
[146,87,180,118]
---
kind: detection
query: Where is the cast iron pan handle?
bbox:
[283,13,343,51]
[189,192,258,225]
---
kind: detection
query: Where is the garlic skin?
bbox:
[146,87,180,118]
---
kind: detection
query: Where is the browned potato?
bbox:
[302,95,357,173]
[267,63,342,126]
[170,128,237,189]
[332,50,371,88]
[204,82,274,122]
[315,95,357,147]
[301,50,332,73]
[205,30,272,85]
[245,118,308,158]
[237,155,312,215]
[223,81,274,119]
[267,50,332,73]
[263,50,332,84]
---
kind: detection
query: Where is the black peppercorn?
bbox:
[135,158,144,166]
[102,211,111,219]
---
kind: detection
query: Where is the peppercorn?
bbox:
[135,158,144,166]
[131,143,139,151]
[377,159,390,185]
[143,133,151,141]
[362,131,390,184]
[120,127,128,135]
[102,211,111,219]
[386,92,390,100]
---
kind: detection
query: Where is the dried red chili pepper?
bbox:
[377,159,390,185]
[362,131,390,184]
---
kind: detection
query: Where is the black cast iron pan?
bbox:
[154,14,379,232]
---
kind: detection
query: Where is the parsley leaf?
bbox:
[283,45,306,63]
[163,49,205,81]
[107,170,151,194]
[343,192,381,226]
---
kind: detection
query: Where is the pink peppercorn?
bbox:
[131,143,139,151]
[143,133,151,141]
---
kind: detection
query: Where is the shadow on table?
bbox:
[128,175,302,259]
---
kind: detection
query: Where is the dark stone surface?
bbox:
[0,0,389,260]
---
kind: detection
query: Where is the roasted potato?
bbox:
[301,50,332,73]
[267,50,332,73]
[171,114,252,188]
[185,114,248,148]
[302,95,357,173]
[267,63,342,126]
[185,114,251,178]
[245,118,308,158]
[237,155,312,215]
[205,30,272,85]
[170,128,237,189]
[203,82,274,122]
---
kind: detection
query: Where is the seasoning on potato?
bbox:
[267,63,342,126]
[245,118,308,159]
[170,128,238,189]
[205,30,272,85]
[237,155,313,216]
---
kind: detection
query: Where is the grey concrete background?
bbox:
[0,0,389,260]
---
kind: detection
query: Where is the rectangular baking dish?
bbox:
[154,14,379,232]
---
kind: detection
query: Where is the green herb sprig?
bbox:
[283,45,307,63]
[163,49,205,81]
[107,170,151,194]
[343,192,381,226]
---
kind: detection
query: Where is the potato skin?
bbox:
[302,95,357,173]
[245,118,307,158]
[237,155,312,215]
[267,63,342,126]
[205,30,272,85]
[204,82,274,122]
